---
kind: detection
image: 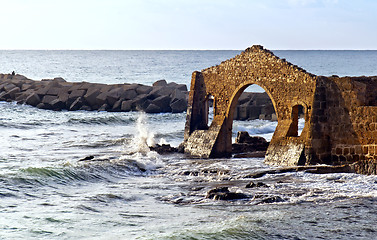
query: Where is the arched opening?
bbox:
[229,84,277,156]
[287,104,306,137]
[206,94,215,128]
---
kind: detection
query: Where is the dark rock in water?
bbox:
[98,103,110,111]
[149,144,178,154]
[121,100,133,112]
[145,103,161,113]
[206,187,248,200]
[50,98,66,110]
[79,156,94,161]
[258,196,285,204]
[236,131,267,145]
[232,131,269,153]
[246,181,269,188]
[25,93,41,107]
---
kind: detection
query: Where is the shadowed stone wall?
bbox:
[183,45,377,174]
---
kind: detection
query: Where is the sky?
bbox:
[0,0,376,50]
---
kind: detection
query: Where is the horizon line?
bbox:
[1,48,377,51]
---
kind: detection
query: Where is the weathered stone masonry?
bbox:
[183,45,377,174]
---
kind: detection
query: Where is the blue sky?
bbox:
[1,0,376,50]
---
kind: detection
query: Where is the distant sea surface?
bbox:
[0,50,376,239]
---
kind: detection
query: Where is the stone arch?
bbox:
[226,81,278,123]
[183,45,318,165]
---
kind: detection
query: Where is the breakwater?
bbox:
[0,73,188,113]
[0,73,276,119]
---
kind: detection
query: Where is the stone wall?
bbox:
[0,74,188,113]
[183,45,377,175]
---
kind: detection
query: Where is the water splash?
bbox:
[127,112,156,154]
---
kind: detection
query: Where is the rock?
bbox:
[151,95,172,112]
[84,88,101,107]
[153,79,167,87]
[170,88,186,102]
[25,93,41,107]
[148,86,175,100]
[149,144,178,154]
[69,97,83,111]
[206,187,248,200]
[133,94,150,111]
[3,83,17,92]
[0,91,8,101]
[111,99,122,112]
[145,103,161,113]
[50,98,66,110]
[232,131,269,153]
[95,92,108,106]
[135,85,153,95]
[53,77,66,82]
[258,196,285,204]
[98,103,110,111]
[121,100,133,112]
[42,95,58,105]
[79,155,94,161]
[121,89,138,100]
[245,181,269,188]
[170,98,187,113]
[106,87,124,106]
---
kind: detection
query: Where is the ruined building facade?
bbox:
[183,45,377,174]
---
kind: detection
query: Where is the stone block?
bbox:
[3,83,17,92]
[95,92,108,106]
[111,99,122,112]
[148,86,175,99]
[121,89,138,100]
[50,98,66,110]
[69,97,83,111]
[42,95,58,105]
[121,100,133,112]
[151,95,172,112]
[145,104,162,113]
[153,79,167,87]
[25,93,41,107]
[135,85,153,95]
[98,103,110,111]
[84,88,101,106]
[170,98,187,113]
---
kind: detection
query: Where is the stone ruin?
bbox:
[182,45,377,175]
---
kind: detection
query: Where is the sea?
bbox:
[0,50,377,240]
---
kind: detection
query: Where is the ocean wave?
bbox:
[67,115,136,125]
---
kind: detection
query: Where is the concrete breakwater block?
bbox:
[0,73,188,113]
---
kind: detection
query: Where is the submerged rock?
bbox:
[206,187,248,200]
